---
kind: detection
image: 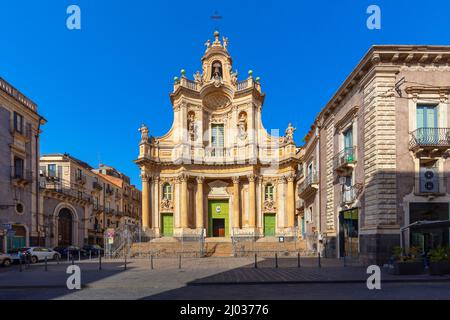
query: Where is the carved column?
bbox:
[277,176,287,227]
[141,173,151,230]
[232,176,240,229]
[153,176,160,232]
[180,174,188,228]
[286,173,296,228]
[174,177,181,228]
[196,176,205,230]
[248,174,257,228]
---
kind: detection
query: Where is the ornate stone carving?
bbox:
[140,173,151,182]
[194,71,202,83]
[277,176,287,184]
[196,176,205,184]
[232,176,240,184]
[247,174,257,182]
[286,173,296,182]
[160,198,173,211]
[263,199,276,212]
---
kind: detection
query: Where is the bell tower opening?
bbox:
[211,61,223,80]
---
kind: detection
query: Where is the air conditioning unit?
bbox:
[420,167,439,193]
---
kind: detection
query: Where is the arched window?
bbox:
[265,184,274,201]
[162,183,172,201]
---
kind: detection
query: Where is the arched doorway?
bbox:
[58,208,73,246]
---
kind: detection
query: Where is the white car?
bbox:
[9,247,61,264]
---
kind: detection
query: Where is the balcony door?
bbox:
[417,105,438,144]
[343,127,354,162]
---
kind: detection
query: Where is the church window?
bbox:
[265,184,274,201]
[162,183,172,200]
[211,124,224,156]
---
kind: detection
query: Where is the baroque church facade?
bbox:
[136,32,301,240]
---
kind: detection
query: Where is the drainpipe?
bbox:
[35,117,44,246]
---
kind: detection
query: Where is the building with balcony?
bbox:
[39,154,141,247]
[301,45,450,264]
[136,32,301,240]
[0,76,46,252]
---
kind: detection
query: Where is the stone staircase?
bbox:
[130,237,306,258]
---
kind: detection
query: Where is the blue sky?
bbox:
[1,0,450,187]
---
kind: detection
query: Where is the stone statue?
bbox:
[139,123,149,143]
[223,37,229,49]
[188,113,196,141]
[231,70,238,85]
[238,113,247,140]
[285,123,296,142]
[204,39,211,51]
[194,71,202,83]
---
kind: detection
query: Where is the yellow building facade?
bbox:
[136,32,301,239]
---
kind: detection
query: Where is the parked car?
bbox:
[8,248,32,263]
[9,247,61,264]
[0,252,12,267]
[82,244,104,256]
[53,246,87,258]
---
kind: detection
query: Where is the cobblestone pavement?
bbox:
[0,257,449,300]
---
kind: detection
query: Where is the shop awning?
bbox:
[401,220,450,231]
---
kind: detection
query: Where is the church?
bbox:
[135,31,301,240]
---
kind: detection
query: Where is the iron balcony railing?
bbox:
[93,181,103,191]
[75,174,87,184]
[40,179,93,203]
[410,128,450,150]
[333,147,357,170]
[299,172,319,194]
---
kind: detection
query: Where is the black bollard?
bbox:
[297,252,301,268]
[275,253,278,268]
[318,252,321,268]
[45,256,48,272]
[254,253,258,269]
[124,254,127,270]
[99,253,102,271]
[150,254,154,270]
[178,255,181,269]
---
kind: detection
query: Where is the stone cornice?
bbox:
[303,45,450,144]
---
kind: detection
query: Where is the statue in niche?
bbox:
[139,123,149,143]
[285,123,296,142]
[238,112,248,140]
[188,112,197,141]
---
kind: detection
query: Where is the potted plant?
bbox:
[428,247,450,275]
[388,246,425,275]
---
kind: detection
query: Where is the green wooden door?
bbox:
[208,200,229,237]
[264,214,276,236]
[162,214,173,237]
